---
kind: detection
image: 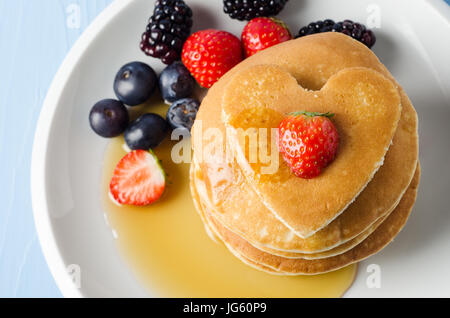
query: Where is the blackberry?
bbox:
[140,0,193,65]
[296,19,376,48]
[223,0,289,21]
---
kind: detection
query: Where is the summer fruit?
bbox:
[296,19,376,48]
[167,98,200,132]
[182,29,243,88]
[89,99,129,138]
[114,62,158,106]
[242,17,292,57]
[159,62,195,103]
[223,0,289,21]
[278,111,339,179]
[124,113,169,150]
[140,0,193,65]
[110,150,166,206]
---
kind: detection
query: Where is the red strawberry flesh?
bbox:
[110,150,165,206]
[278,111,339,179]
[182,29,243,88]
[242,17,292,57]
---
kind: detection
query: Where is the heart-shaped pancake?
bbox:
[221,65,401,238]
[192,33,418,254]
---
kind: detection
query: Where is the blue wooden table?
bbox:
[0,0,114,298]
[0,0,449,298]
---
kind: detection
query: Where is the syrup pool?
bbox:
[101,99,356,297]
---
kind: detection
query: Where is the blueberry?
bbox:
[124,113,169,150]
[159,61,195,103]
[114,62,158,106]
[89,99,129,138]
[167,98,200,132]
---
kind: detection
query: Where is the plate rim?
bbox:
[30,0,134,298]
[31,0,450,298]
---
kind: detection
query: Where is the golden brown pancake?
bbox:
[191,32,418,252]
[221,65,401,238]
[201,166,420,275]
[192,158,390,260]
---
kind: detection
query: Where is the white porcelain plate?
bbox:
[32,0,450,297]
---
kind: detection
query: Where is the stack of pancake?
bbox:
[190,33,419,275]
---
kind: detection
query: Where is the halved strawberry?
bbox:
[109,149,166,206]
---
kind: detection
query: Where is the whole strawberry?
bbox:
[242,17,292,57]
[182,29,243,88]
[278,111,339,179]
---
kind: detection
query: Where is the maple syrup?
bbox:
[101,99,356,297]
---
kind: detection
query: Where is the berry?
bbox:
[278,111,339,179]
[159,61,195,103]
[140,0,193,65]
[89,99,129,138]
[110,150,166,206]
[124,113,169,150]
[242,17,292,57]
[167,98,200,132]
[182,29,243,88]
[114,62,158,106]
[223,0,289,21]
[296,19,376,48]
